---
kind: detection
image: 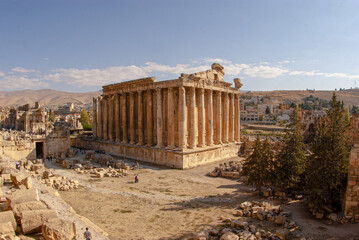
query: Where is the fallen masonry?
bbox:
[0,153,109,239]
[194,201,298,240]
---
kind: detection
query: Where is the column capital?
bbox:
[199,88,205,94]
[179,86,185,93]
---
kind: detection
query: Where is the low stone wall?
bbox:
[71,137,241,169]
[344,115,359,222]
[1,142,36,160]
[344,143,359,222]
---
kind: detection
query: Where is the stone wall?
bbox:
[72,136,240,169]
[1,140,36,160]
[344,114,359,222]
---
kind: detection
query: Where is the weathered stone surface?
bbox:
[6,189,39,208]
[0,222,15,236]
[23,177,32,189]
[220,232,239,240]
[41,218,76,240]
[231,220,248,229]
[12,201,48,224]
[275,215,285,225]
[0,211,17,231]
[10,173,26,187]
[276,229,290,240]
[20,209,58,234]
[193,230,208,240]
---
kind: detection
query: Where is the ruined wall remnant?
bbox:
[344,114,359,222]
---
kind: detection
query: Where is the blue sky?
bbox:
[0,0,359,92]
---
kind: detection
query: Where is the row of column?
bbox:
[93,87,240,150]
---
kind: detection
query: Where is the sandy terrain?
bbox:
[43,158,359,240]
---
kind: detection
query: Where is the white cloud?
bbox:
[244,65,289,78]
[143,62,208,75]
[44,65,148,87]
[222,63,250,75]
[203,58,232,64]
[11,67,37,73]
[0,75,49,90]
[2,59,359,91]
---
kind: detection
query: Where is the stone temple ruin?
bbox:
[73,63,242,168]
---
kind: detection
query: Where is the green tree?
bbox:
[79,109,89,126]
[351,105,359,114]
[48,110,55,122]
[275,106,307,191]
[345,107,350,122]
[305,93,350,213]
[290,102,297,108]
[242,136,274,195]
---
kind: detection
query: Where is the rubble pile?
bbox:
[0,161,77,239]
[193,201,298,240]
[75,166,128,178]
[58,151,134,178]
[41,170,79,191]
[208,160,242,179]
[20,160,80,192]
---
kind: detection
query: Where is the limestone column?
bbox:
[115,94,120,142]
[189,87,196,149]
[178,87,187,149]
[146,90,153,146]
[92,98,97,138]
[102,96,108,140]
[120,93,127,144]
[167,87,175,148]
[137,90,144,145]
[207,90,213,146]
[129,92,135,144]
[198,88,205,147]
[229,93,235,142]
[235,93,241,142]
[97,96,102,139]
[108,95,114,141]
[223,92,229,143]
[216,91,222,144]
[156,88,163,148]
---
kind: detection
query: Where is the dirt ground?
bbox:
[49,158,359,240]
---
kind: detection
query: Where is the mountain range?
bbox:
[1,88,359,109]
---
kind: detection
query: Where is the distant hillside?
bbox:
[242,89,359,107]
[2,88,359,109]
[0,89,101,108]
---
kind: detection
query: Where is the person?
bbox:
[135,175,139,183]
[15,162,20,171]
[84,227,92,240]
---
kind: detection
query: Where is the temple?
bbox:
[74,63,243,168]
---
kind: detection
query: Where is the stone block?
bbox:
[275,215,285,225]
[21,209,58,234]
[220,232,239,240]
[6,189,39,208]
[0,221,15,236]
[276,229,290,240]
[10,173,26,188]
[12,201,48,224]
[41,218,76,240]
[0,211,17,231]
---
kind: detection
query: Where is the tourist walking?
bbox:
[135,175,139,183]
[83,227,92,240]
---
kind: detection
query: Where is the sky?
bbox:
[0,0,359,92]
